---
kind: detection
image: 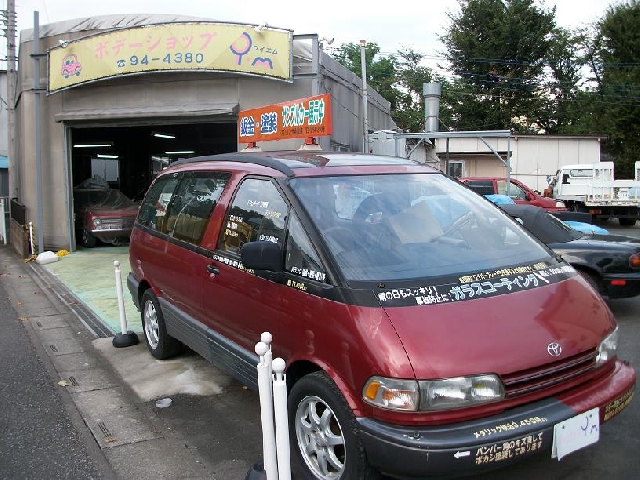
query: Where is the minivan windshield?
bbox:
[290,173,552,282]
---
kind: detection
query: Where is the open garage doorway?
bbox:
[69,121,236,248]
[71,122,237,199]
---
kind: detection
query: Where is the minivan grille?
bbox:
[99,217,134,230]
[502,350,598,398]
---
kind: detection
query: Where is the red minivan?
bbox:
[128,152,634,479]
[460,177,567,211]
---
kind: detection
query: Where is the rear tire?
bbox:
[141,289,182,359]
[288,372,380,480]
[619,218,636,226]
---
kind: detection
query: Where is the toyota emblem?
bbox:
[547,342,562,357]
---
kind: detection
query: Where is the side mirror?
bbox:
[240,241,283,272]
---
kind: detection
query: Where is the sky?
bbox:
[4,0,619,71]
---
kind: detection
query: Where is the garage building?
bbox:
[12,14,394,251]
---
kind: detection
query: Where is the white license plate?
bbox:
[551,407,600,460]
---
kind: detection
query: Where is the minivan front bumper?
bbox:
[357,360,635,478]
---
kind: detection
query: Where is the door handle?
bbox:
[206,265,219,275]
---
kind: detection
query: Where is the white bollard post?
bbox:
[111,260,139,348]
[28,221,35,255]
[255,340,278,480]
[0,199,6,245]
[114,261,128,334]
[261,331,273,382]
[272,357,291,480]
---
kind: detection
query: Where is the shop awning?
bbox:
[54,103,239,123]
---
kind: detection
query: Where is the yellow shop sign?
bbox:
[48,22,292,93]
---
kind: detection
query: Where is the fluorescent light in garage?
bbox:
[153,132,176,139]
[73,143,113,148]
[97,154,119,159]
[165,150,194,155]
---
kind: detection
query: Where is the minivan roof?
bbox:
[172,151,420,177]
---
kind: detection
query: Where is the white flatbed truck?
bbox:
[551,161,640,226]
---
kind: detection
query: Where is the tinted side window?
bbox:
[465,181,494,196]
[218,178,288,254]
[137,173,180,231]
[164,173,230,245]
[285,214,327,284]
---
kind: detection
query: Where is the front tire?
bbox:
[288,372,380,480]
[81,229,97,248]
[141,290,182,359]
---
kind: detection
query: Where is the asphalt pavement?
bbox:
[0,245,222,479]
[0,270,110,479]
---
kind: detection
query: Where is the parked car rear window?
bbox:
[290,173,551,282]
[464,180,494,195]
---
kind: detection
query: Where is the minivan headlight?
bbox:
[419,374,505,411]
[556,201,566,208]
[363,377,419,411]
[362,374,505,412]
[596,327,618,366]
[92,218,101,228]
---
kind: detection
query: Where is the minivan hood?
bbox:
[382,276,614,380]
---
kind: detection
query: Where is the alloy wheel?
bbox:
[295,395,346,479]
[143,300,160,349]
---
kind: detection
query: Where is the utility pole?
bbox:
[33,11,44,254]
[3,0,17,199]
[359,39,369,153]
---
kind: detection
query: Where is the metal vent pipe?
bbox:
[423,82,441,133]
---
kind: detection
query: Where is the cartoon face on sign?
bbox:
[61,54,82,79]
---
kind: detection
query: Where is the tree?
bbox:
[538,27,588,134]
[331,42,400,112]
[332,43,456,132]
[440,0,557,132]
[589,0,640,178]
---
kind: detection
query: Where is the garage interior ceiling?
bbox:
[71,122,237,200]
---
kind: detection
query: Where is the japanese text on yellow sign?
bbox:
[48,22,293,93]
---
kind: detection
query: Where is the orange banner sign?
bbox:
[238,94,332,143]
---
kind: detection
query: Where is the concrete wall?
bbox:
[436,135,602,192]
[510,136,601,191]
